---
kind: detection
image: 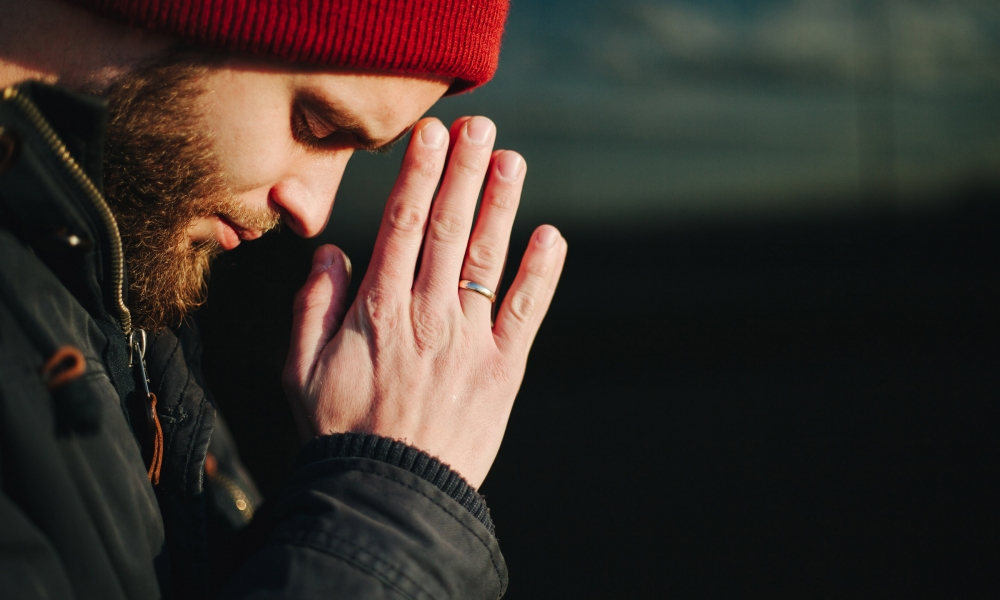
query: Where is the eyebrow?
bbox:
[296,91,416,154]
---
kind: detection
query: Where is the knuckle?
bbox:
[411,154,441,178]
[429,209,467,241]
[466,242,500,273]
[411,304,446,354]
[486,189,516,210]
[451,153,487,177]
[507,290,536,323]
[364,287,400,334]
[387,203,425,234]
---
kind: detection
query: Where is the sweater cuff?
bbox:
[296,433,496,536]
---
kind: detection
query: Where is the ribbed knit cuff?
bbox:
[297,433,495,536]
[70,0,509,93]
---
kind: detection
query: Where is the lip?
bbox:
[213,215,265,250]
[233,224,264,242]
[212,215,241,250]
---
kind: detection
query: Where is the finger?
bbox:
[365,118,449,294]
[284,244,352,387]
[493,225,567,356]
[443,116,473,191]
[448,116,474,144]
[459,150,526,321]
[414,116,496,301]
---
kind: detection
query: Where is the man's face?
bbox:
[101,52,449,331]
[190,58,451,245]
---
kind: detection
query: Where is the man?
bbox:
[0,0,567,597]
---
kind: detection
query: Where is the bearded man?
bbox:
[0,0,567,598]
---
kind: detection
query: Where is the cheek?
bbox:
[203,73,295,192]
[218,133,289,193]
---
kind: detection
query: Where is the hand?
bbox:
[283,116,567,488]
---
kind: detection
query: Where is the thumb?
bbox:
[284,244,352,389]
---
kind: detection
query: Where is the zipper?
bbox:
[3,86,165,483]
[2,85,133,337]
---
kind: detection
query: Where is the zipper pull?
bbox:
[129,329,163,484]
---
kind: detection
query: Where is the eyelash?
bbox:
[290,104,393,155]
[291,107,327,149]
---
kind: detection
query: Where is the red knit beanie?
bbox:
[69,0,509,93]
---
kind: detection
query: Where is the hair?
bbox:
[101,49,265,331]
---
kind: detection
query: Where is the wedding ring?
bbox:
[458,280,496,303]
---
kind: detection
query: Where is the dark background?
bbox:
[199,1,999,597]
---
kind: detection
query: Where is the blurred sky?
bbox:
[327,0,1000,239]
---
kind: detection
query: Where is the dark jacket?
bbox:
[0,82,507,600]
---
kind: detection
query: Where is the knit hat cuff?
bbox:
[70,0,509,93]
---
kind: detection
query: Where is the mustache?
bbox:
[203,193,283,238]
[221,205,283,235]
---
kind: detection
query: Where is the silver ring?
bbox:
[458,280,496,303]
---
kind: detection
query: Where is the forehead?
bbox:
[290,70,450,141]
[202,59,450,145]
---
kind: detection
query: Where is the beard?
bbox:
[102,52,280,332]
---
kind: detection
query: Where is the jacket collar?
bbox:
[0,80,141,413]
[16,81,109,187]
[0,81,120,323]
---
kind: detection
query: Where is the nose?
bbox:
[269,150,353,238]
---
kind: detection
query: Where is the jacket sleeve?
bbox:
[165,324,508,599]
[220,434,508,600]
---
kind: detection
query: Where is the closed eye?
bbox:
[290,95,411,155]
[291,105,350,150]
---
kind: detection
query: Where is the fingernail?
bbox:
[311,250,333,274]
[536,226,559,248]
[420,121,447,149]
[343,254,353,285]
[497,151,524,180]
[466,117,494,144]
